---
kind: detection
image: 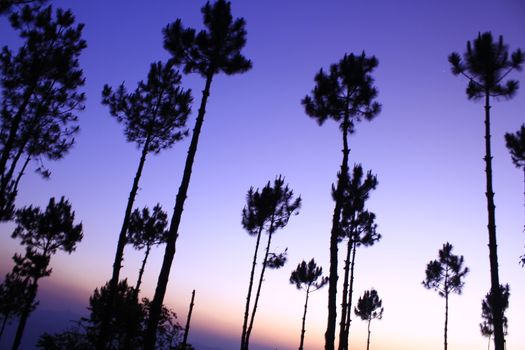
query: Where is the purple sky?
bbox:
[1,1,525,349]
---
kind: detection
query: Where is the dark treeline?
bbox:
[0,1,523,350]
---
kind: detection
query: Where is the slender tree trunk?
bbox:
[181,289,195,349]
[241,226,264,349]
[366,318,371,350]
[338,235,353,350]
[144,73,214,349]
[483,93,504,350]
[134,244,151,297]
[13,156,31,194]
[0,314,9,341]
[344,240,357,347]
[245,229,275,349]
[97,134,151,349]
[325,122,350,350]
[444,291,448,350]
[11,278,39,350]
[299,287,310,350]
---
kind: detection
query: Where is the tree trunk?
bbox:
[134,244,151,298]
[11,278,39,350]
[144,73,214,350]
[241,226,264,349]
[483,93,504,350]
[299,287,310,350]
[344,240,357,347]
[444,291,448,350]
[0,313,9,341]
[97,134,151,350]
[181,289,195,349]
[325,122,350,350]
[245,227,275,349]
[337,235,353,350]
[366,318,371,350]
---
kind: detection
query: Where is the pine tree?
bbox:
[354,289,383,350]
[302,52,381,350]
[422,242,469,350]
[289,259,328,350]
[145,1,251,347]
[449,32,523,350]
[0,5,86,220]
[479,284,510,350]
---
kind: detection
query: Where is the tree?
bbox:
[302,52,381,350]
[97,60,191,349]
[240,176,301,350]
[504,124,525,266]
[479,284,510,350]
[422,242,469,350]
[449,32,523,350]
[0,5,86,220]
[9,197,82,349]
[337,165,380,350]
[38,279,183,350]
[354,289,383,350]
[127,204,169,297]
[145,1,251,347]
[289,259,328,350]
[0,258,33,341]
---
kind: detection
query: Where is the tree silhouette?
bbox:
[127,204,169,297]
[354,289,383,350]
[289,259,328,350]
[98,60,191,349]
[479,284,510,350]
[302,52,381,350]
[422,242,469,350]
[145,1,251,347]
[0,5,86,220]
[241,176,301,350]
[449,32,523,350]
[337,165,380,350]
[504,124,525,265]
[38,279,183,350]
[0,257,33,342]
[9,196,82,349]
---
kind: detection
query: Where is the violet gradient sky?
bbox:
[1,1,525,349]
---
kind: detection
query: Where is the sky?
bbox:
[1,0,525,349]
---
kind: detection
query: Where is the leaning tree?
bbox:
[354,289,384,350]
[98,60,191,349]
[10,196,83,350]
[145,2,252,346]
[449,32,523,350]
[422,242,469,350]
[338,165,380,350]
[0,5,86,221]
[302,52,381,350]
[289,259,328,350]
[241,176,301,350]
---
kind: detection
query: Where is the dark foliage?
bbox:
[0,5,86,220]
[449,32,522,350]
[479,284,510,342]
[98,60,191,349]
[146,2,251,347]
[422,242,468,350]
[290,259,328,350]
[241,176,301,350]
[0,0,47,14]
[37,279,183,350]
[354,289,383,350]
[337,165,380,350]
[302,52,380,350]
